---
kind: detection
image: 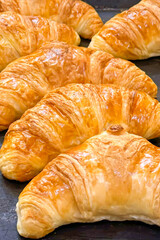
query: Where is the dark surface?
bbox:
[84,0,139,9]
[1,3,160,240]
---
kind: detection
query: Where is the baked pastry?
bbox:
[0,0,103,39]
[0,11,80,71]
[0,41,157,131]
[1,83,160,182]
[16,125,160,238]
[89,0,160,59]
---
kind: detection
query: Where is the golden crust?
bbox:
[0,11,80,71]
[89,0,160,59]
[0,41,157,131]
[0,83,160,182]
[17,126,160,238]
[0,0,103,39]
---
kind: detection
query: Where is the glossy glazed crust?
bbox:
[0,41,157,131]
[89,0,160,59]
[16,125,160,238]
[1,83,160,182]
[0,11,80,71]
[0,0,103,39]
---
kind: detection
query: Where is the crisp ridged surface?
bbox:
[0,41,157,131]
[0,0,103,38]
[0,11,80,71]
[89,0,160,59]
[17,126,160,238]
[0,83,160,182]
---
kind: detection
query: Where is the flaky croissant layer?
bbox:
[0,0,103,38]
[89,0,160,59]
[0,41,157,131]
[17,125,160,238]
[0,11,80,71]
[0,83,160,182]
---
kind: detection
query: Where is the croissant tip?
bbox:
[16,202,43,239]
[16,199,55,239]
[0,154,39,182]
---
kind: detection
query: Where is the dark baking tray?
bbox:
[1,1,160,240]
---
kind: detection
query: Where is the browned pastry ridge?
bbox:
[0,0,103,39]
[0,41,157,131]
[89,0,160,59]
[0,11,80,71]
[16,125,160,239]
[0,84,160,182]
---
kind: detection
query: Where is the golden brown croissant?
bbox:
[0,0,103,39]
[0,11,80,71]
[0,41,157,131]
[1,83,160,182]
[89,0,160,59]
[16,125,160,238]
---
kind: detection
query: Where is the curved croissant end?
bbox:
[0,153,40,182]
[66,0,103,39]
[17,195,57,239]
[89,35,112,53]
[0,128,49,181]
[0,105,18,131]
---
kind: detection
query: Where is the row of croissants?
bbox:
[0,0,160,239]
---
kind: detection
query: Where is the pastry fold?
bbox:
[0,0,103,39]
[0,11,80,71]
[1,83,160,182]
[0,41,157,131]
[89,0,160,59]
[16,125,160,239]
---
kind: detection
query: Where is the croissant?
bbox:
[89,0,160,60]
[16,124,160,238]
[1,83,160,182]
[0,41,157,131]
[0,0,103,39]
[0,11,80,71]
